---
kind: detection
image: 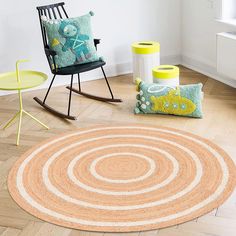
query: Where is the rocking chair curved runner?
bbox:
[35,2,122,120]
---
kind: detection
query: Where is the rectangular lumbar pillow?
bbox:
[41,12,100,68]
[134,79,203,118]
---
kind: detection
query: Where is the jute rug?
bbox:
[8,125,236,232]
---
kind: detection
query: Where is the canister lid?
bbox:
[152,65,179,79]
[132,41,160,54]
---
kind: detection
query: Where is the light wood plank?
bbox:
[139,230,159,235]
[104,233,138,236]
[33,223,71,236]
[0,215,29,230]
[158,227,206,236]
[0,227,7,235]
[179,220,236,235]
[0,228,21,236]
[17,222,44,236]
[69,230,104,236]
[0,157,18,191]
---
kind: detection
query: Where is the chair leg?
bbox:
[78,73,81,92]
[43,74,56,104]
[66,68,122,103]
[101,66,114,99]
[68,74,74,116]
[34,73,77,120]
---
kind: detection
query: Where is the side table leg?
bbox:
[16,111,23,146]
[3,111,20,130]
[23,110,49,130]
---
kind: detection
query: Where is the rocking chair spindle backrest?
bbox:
[37,2,68,48]
[36,2,69,72]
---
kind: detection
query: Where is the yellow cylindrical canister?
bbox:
[132,41,160,83]
[152,65,180,86]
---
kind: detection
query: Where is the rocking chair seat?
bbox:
[53,59,106,75]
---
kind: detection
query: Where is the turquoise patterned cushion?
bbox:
[42,12,100,69]
[134,80,203,118]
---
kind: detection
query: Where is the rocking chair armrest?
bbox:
[44,47,57,57]
[94,39,101,50]
[94,39,101,44]
[44,47,57,72]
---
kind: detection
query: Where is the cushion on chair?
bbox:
[42,12,100,68]
[134,79,203,118]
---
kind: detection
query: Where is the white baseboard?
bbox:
[161,54,182,66]
[0,54,181,96]
[3,54,235,96]
[0,62,132,97]
[182,54,236,88]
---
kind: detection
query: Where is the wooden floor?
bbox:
[0,66,236,236]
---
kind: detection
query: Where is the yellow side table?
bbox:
[0,60,49,145]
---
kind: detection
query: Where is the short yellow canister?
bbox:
[152,65,180,86]
[132,41,160,83]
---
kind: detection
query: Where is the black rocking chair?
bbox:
[35,2,122,120]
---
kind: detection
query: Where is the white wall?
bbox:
[181,0,236,87]
[2,0,236,97]
[0,0,181,95]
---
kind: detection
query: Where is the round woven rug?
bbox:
[8,125,236,232]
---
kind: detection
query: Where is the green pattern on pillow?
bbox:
[42,12,100,68]
[134,79,203,118]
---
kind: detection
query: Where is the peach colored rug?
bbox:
[8,125,236,232]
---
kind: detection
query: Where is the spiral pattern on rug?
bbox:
[8,125,236,232]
